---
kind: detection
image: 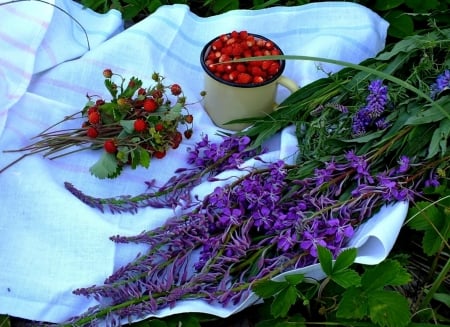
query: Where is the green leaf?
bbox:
[317,245,333,276]
[368,290,411,327]
[374,0,404,11]
[333,248,357,272]
[270,285,299,318]
[336,286,368,319]
[405,0,440,11]
[161,102,183,121]
[0,315,11,327]
[139,147,151,168]
[407,201,441,230]
[361,260,411,291]
[252,280,288,299]
[331,269,361,289]
[284,273,304,286]
[120,120,136,134]
[405,97,450,125]
[433,292,450,308]
[427,118,450,158]
[147,319,168,327]
[385,10,414,39]
[89,152,120,179]
[407,201,450,255]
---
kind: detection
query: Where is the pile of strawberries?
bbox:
[203,30,283,85]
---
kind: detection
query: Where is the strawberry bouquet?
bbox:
[1,70,195,179]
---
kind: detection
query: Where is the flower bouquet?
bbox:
[60,27,449,326]
[1,70,195,179]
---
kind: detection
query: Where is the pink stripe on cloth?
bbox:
[1,2,50,28]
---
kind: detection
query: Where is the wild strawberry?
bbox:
[86,127,99,138]
[184,114,194,124]
[253,76,264,84]
[155,122,164,132]
[138,87,146,96]
[134,119,147,132]
[154,150,166,159]
[95,99,105,106]
[236,64,247,73]
[88,111,100,124]
[184,129,193,139]
[172,131,183,146]
[87,106,98,115]
[143,98,158,112]
[103,69,112,78]
[104,139,117,154]
[170,84,182,96]
[237,73,252,84]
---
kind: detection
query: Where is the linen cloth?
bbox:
[0,0,406,324]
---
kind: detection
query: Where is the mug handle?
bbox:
[277,75,300,93]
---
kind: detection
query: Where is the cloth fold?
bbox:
[0,0,398,324]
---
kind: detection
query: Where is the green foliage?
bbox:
[0,315,11,327]
[251,246,415,327]
[407,185,450,256]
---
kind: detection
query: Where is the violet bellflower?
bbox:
[430,69,450,99]
[352,79,389,136]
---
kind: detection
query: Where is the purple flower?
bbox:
[352,80,389,135]
[345,150,374,183]
[396,155,410,174]
[431,69,450,99]
[277,229,298,252]
[300,231,327,258]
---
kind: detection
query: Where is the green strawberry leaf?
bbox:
[270,284,299,318]
[284,273,304,286]
[252,280,288,299]
[361,260,411,292]
[333,247,357,273]
[408,201,450,255]
[139,147,151,168]
[336,286,368,319]
[120,120,136,134]
[89,152,120,179]
[161,102,183,121]
[317,245,333,276]
[368,290,411,327]
[331,269,361,289]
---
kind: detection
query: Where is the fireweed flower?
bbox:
[67,129,443,325]
[430,69,450,99]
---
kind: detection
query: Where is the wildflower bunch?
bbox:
[62,28,449,326]
[1,70,195,179]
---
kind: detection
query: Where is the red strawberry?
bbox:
[86,127,98,138]
[184,129,193,139]
[134,119,147,132]
[87,106,98,115]
[154,150,166,159]
[236,73,252,84]
[143,98,158,112]
[170,84,182,96]
[155,122,164,132]
[103,69,112,78]
[88,111,100,124]
[184,114,194,124]
[104,139,117,153]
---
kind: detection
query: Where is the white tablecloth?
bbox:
[0,0,406,324]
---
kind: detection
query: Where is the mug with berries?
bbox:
[200,30,299,130]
